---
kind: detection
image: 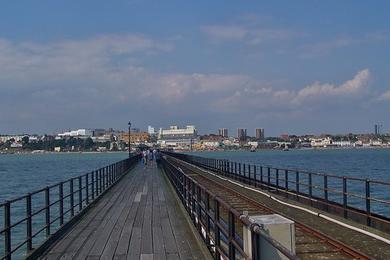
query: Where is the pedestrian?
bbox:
[142,150,147,165]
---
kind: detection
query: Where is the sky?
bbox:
[1,1,390,136]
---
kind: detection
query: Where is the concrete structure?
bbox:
[255,128,265,140]
[237,128,247,141]
[158,125,198,148]
[243,214,295,260]
[218,128,228,137]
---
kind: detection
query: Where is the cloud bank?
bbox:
[0,34,388,134]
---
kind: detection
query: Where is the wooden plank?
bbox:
[127,227,142,260]
[47,173,135,258]
[40,163,210,260]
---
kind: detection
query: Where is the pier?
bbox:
[1,153,390,259]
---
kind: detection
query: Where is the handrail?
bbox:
[0,154,141,260]
[161,155,298,259]
[162,151,390,233]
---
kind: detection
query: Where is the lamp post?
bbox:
[128,122,131,158]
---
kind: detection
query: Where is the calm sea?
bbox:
[0,152,128,202]
[191,148,390,181]
[190,148,390,217]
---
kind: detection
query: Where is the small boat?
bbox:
[250,146,256,152]
[283,144,289,151]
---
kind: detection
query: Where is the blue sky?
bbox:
[1,1,390,136]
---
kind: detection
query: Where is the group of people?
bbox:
[141,149,161,166]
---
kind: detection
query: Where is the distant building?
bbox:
[255,128,265,140]
[120,132,150,144]
[237,128,247,141]
[58,129,92,138]
[92,129,106,137]
[374,124,382,135]
[147,126,156,135]
[218,128,228,137]
[158,125,198,148]
[280,133,289,141]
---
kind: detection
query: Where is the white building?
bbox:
[158,125,198,148]
[310,137,333,147]
[58,129,93,138]
[333,141,352,147]
[147,126,156,135]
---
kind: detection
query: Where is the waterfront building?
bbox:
[255,128,265,140]
[120,132,150,144]
[218,128,228,137]
[310,137,333,148]
[237,128,247,141]
[158,125,198,148]
[58,129,93,138]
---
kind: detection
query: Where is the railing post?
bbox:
[103,167,106,189]
[26,193,33,252]
[276,169,279,191]
[254,165,257,187]
[243,164,246,183]
[59,182,64,226]
[296,171,300,200]
[228,211,236,260]
[78,176,82,211]
[86,174,89,205]
[252,231,260,260]
[309,173,313,206]
[248,164,251,184]
[343,177,348,218]
[324,175,328,202]
[214,199,220,260]
[285,169,289,191]
[196,186,201,233]
[99,169,102,193]
[91,172,95,201]
[45,187,50,237]
[267,168,271,190]
[4,201,11,260]
[239,163,241,181]
[95,170,99,197]
[260,166,263,185]
[365,179,371,226]
[70,179,74,217]
[205,193,211,249]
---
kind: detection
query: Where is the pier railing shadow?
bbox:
[163,152,390,233]
[0,154,140,260]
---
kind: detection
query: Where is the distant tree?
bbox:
[84,138,94,150]
[22,136,29,146]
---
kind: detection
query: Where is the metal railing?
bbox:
[0,154,140,260]
[163,152,390,233]
[161,155,298,260]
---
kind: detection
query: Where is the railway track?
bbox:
[166,156,372,260]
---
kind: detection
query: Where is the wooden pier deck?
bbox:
[40,162,210,260]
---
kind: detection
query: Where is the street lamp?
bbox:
[128,121,131,158]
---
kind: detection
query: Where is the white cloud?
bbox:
[213,69,372,112]
[202,25,248,41]
[295,69,370,103]
[377,90,390,101]
[202,24,299,45]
